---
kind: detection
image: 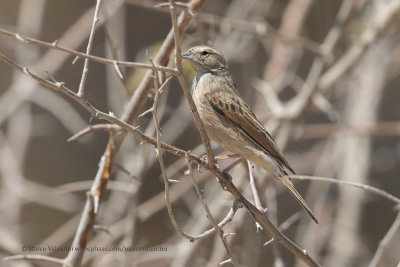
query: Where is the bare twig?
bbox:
[128,0,323,55]
[290,175,400,205]
[168,0,215,168]
[151,63,194,241]
[67,124,119,142]
[63,140,114,267]
[263,0,314,91]
[77,0,102,97]
[191,203,238,240]
[263,212,302,246]
[185,154,241,267]
[4,254,64,265]
[247,160,265,213]
[282,0,355,119]
[369,211,400,267]
[297,121,400,140]
[0,28,178,75]
[319,0,400,92]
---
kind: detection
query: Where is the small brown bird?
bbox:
[182,46,318,223]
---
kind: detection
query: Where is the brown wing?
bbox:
[205,89,295,174]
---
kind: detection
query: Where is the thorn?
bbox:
[55,82,64,90]
[93,194,100,214]
[72,56,79,64]
[16,33,28,43]
[263,237,274,246]
[255,222,263,233]
[92,225,111,235]
[67,135,77,142]
[113,60,124,79]
[218,259,232,266]
[22,67,30,76]
[223,232,236,239]
[138,108,153,117]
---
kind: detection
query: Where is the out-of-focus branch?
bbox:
[279,0,355,120]
[128,0,323,55]
[63,139,114,267]
[325,33,391,266]
[319,0,400,92]
[263,212,302,246]
[290,175,400,205]
[263,0,314,91]
[369,211,400,267]
[4,254,64,265]
[247,161,265,213]
[298,121,400,140]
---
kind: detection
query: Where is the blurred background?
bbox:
[1,0,400,266]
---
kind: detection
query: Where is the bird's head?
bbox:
[181,46,227,73]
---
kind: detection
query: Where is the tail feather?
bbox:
[279,175,319,224]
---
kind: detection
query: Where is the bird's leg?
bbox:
[199,153,244,190]
[222,157,246,174]
[215,153,241,162]
[214,157,246,191]
[198,153,241,173]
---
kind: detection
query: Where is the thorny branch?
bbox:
[185,154,241,267]
[77,0,102,97]
[151,64,195,241]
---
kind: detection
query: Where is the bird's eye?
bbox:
[201,51,209,56]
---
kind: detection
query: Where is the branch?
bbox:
[369,210,400,267]
[151,65,194,241]
[0,52,206,164]
[185,154,241,267]
[168,0,216,167]
[77,0,102,97]
[290,175,400,205]
[4,254,64,265]
[191,203,238,241]
[248,160,265,213]
[319,0,400,92]
[0,28,178,75]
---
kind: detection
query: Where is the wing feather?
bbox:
[206,90,295,174]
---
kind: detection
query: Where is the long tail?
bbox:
[278,175,319,224]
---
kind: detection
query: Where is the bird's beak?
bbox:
[181,50,193,60]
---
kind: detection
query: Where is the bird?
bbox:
[181,46,318,223]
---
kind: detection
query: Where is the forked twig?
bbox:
[185,154,241,267]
